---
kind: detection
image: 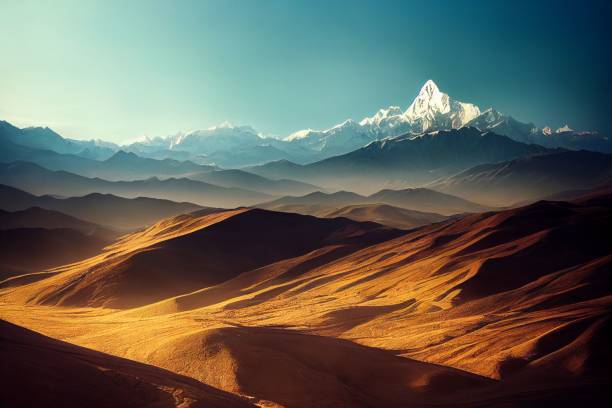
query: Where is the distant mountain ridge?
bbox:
[248,127,553,193]
[1,123,321,196]
[0,184,206,230]
[3,80,608,169]
[0,207,117,240]
[0,120,117,160]
[257,186,489,216]
[122,80,611,165]
[283,80,482,156]
[0,128,216,180]
[430,150,612,206]
[186,168,321,196]
[0,162,272,209]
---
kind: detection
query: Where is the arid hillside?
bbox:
[1,192,611,407]
[0,320,255,408]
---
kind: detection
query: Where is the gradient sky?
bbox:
[1,0,611,143]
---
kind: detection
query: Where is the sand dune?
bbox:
[0,320,254,408]
[1,193,611,406]
[4,208,400,308]
[133,325,493,407]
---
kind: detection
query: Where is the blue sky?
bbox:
[1,0,610,142]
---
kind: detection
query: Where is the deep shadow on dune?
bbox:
[319,298,417,334]
[0,320,254,408]
[0,227,112,280]
[455,201,612,303]
[179,325,493,408]
[38,209,402,309]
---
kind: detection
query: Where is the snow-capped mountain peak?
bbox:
[119,79,609,168]
[330,118,359,130]
[283,80,485,155]
[477,108,505,123]
[359,106,403,126]
[401,80,481,132]
[404,80,450,119]
[285,128,314,141]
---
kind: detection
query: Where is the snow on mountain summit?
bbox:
[120,80,609,166]
[357,79,482,134]
[404,80,450,119]
[359,106,403,127]
[283,79,484,155]
[402,79,481,131]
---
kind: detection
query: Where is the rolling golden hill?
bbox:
[1,192,611,407]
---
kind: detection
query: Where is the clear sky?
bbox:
[1,0,611,143]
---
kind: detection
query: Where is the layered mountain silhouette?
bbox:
[0,130,214,180]
[430,150,612,206]
[0,206,116,239]
[307,204,447,230]
[118,80,611,166]
[0,184,205,229]
[0,162,272,208]
[0,207,117,281]
[257,188,488,216]
[4,80,609,171]
[186,168,321,196]
[247,127,553,192]
[0,120,117,160]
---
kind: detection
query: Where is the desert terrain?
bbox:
[1,190,610,407]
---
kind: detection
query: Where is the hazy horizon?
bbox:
[2,0,611,143]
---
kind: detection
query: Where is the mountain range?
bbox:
[0,162,273,208]
[3,80,609,170]
[0,184,207,230]
[257,187,488,216]
[248,127,555,193]
[0,120,117,160]
[121,80,610,166]
[430,150,612,206]
[5,122,611,209]
[0,126,214,181]
[310,204,448,230]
